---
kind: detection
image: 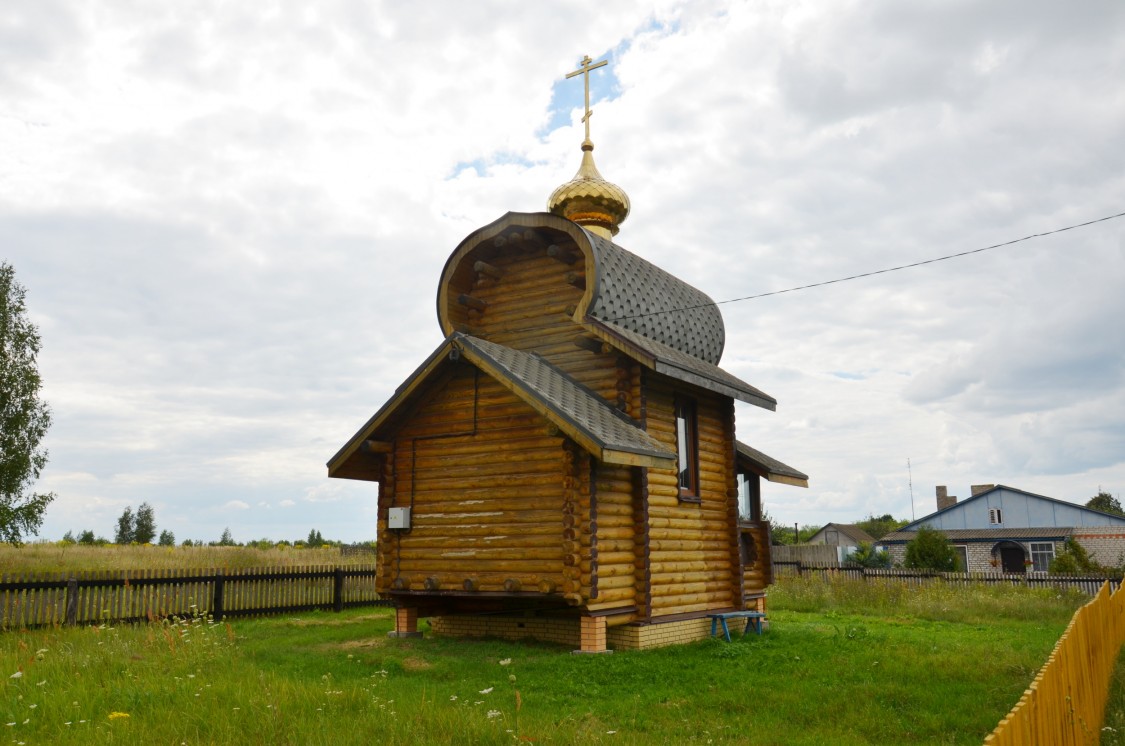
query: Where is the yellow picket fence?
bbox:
[985,580,1125,745]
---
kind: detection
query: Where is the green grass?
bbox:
[0,578,1088,745]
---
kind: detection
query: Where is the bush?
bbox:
[848,542,891,568]
[904,526,959,572]
[1049,537,1103,574]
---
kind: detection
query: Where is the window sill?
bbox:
[677,494,702,505]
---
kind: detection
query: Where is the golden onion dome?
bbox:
[547,138,630,239]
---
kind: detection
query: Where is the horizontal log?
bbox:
[584,574,634,590]
[458,294,488,311]
[473,260,503,279]
[409,521,560,537]
[584,588,634,606]
[649,582,733,599]
[547,244,579,264]
[649,571,727,586]
[399,546,564,561]
[395,559,561,573]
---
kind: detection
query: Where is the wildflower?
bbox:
[9,672,22,679]
[499,658,511,666]
[479,687,493,694]
[27,704,36,709]
[449,695,458,701]
[35,681,45,687]
[108,712,130,720]
[34,650,48,661]
[487,709,502,719]
[509,674,517,683]
[607,731,617,735]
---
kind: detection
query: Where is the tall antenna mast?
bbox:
[908,457,915,521]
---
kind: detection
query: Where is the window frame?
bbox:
[674,396,700,502]
[988,508,1003,525]
[953,545,968,572]
[1030,542,1055,572]
[736,470,761,523]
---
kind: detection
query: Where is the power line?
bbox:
[607,209,1125,324]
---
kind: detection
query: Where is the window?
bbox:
[825,530,839,545]
[988,508,1003,525]
[674,397,699,500]
[736,471,760,522]
[953,545,968,572]
[1030,542,1055,572]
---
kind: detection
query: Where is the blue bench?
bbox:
[708,611,766,642]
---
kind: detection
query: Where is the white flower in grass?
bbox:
[449,695,458,701]
[486,710,502,719]
[606,731,617,735]
[479,687,493,694]
[9,672,21,679]
[498,659,511,666]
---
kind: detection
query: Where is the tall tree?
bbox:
[134,502,157,544]
[114,506,135,544]
[1086,490,1124,516]
[0,263,55,544]
[158,529,175,546]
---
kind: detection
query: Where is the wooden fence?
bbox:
[0,565,392,630]
[985,580,1125,745]
[773,562,1122,596]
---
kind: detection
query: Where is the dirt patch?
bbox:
[320,637,388,651]
[402,656,432,671]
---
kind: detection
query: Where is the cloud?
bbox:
[4,1,1125,541]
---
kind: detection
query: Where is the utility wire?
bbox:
[606,209,1125,324]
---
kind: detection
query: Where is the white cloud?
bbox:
[5,0,1125,541]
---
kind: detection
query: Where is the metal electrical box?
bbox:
[388,507,411,530]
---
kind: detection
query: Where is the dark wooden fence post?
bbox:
[66,578,78,626]
[334,567,345,612]
[212,571,225,622]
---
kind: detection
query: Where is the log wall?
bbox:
[375,364,567,595]
[643,376,739,617]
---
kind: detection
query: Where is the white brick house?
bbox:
[878,485,1125,573]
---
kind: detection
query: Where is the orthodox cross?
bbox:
[565,54,608,142]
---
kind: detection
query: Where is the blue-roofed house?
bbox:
[878,484,1125,572]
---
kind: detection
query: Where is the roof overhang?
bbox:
[735,441,808,487]
[327,334,676,481]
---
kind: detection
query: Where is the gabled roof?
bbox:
[735,441,808,487]
[880,527,1073,544]
[902,484,1125,530]
[327,333,675,480]
[811,523,875,544]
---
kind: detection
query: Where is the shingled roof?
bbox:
[327,332,675,480]
[880,527,1074,544]
[735,441,808,487]
[584,232,726,365]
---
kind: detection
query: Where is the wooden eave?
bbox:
[735,441,809,488]
[326,338,455,480]
[436,212,593,337]
[580,320,778,411]
[327,334,676,481]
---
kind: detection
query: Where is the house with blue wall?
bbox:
[879,484,1125,572]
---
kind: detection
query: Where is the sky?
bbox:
[3,0,1124,544]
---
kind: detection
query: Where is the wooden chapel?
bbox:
[327,56,807,651]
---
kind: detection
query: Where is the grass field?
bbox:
[0,576,1090,745]
[0,543,372,573]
